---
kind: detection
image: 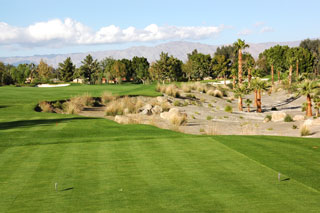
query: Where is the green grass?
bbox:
[0,84,320,212]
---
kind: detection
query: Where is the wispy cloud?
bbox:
[0,18,224,48]
[237,29,252,36]
[260,26,274,33]
[254,22,265,27]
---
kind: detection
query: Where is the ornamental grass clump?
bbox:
[224,105,233,113]
[39,101,54,113]
[284,114,294,122]
[63,93,94,114]
[300,125,311,136]
[181,83,192,93]
[101,91,117,104]
[165,84,180,97]
[105,96,144,116]
[170,112,188,126]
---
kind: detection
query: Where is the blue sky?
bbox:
[0,0,319,57]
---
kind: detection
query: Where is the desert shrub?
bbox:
[52,101,63,109]
[77,93,94,107]
[166,85,180,97]
[284,114,293,122]
[182,101,188,107]
[292,124,298,129]
[181,83,191,93]
[208,103,213,108]
[186,93,195,98]
[63,100,83,114]
[173,100,181,106]
[207,116,213,120]
[192,115,196,119]
[207,89,223,98]
[300,125,311,136]
[160,101,171,111]
[105,96,144,116]
[101,91,117,104]
[39,101,54,113]
[170,113,187,126]
[224,105,232,113]
[265,114,272,122]
[156,83,161,92]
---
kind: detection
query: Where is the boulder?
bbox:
[156,96,166,103]
[140,108,152,115]
[114,115,132,124]
[143,104,153,110]
[160,108,181,121]
[293,115,305,121]
[152,105,162,114]
[272,112,287,122]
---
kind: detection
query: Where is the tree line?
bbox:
[0,38,319,86]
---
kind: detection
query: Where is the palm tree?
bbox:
[298,80,318,117]
[234,84,249,111]
[252,78,268,113]
[314,96,320,117]
[245,99,252,112]
[244,54,255,87]
[233,39,249,85]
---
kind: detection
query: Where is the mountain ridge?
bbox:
[0,40,301,68]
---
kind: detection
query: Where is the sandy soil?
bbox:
[79,87,320,137]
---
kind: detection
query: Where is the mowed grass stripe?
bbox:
[214,136,320,191]
[0,145,51,212]
[162,137,320,212]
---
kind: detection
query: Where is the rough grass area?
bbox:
[0,84,319,212]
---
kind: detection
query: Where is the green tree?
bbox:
[111,60,126,84]
[233,39,249,85]
[79,54,100,84]
[245,99,252,112]
[57,57,75,82]
[121,58,134,82]
[185,49,212,80]
[212,55,230,85]
[37,59,53,81]
[132,56,149,84]
[100,57,116,83]
[300,39,320,76]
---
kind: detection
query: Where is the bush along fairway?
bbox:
[0,84,319,212]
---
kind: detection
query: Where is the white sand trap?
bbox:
[36,84,70,88]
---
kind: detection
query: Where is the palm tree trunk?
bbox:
[296,60,299,78]
[289,65,292,86]
[257,89,262,113]
[316,108,319,117]
[278,71,280,83]
[248,68,252,87]
[238,49,242,85]
[247,105,250,112]
[254,89,257,107]
[238,96,243,111]
[233,75,236,89]
[307,94,312,117]
[271,64,274,85]
[224,74,226,85]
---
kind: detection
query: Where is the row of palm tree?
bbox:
[232,39,319,117]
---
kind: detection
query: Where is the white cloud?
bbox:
[260,26,274,33]
[237,29,252,36]
[0,18,223,48]
[254,22,265,27]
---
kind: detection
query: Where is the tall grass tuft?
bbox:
[101,91,117,104]
[39,101,54,113]
[300,125,311,136]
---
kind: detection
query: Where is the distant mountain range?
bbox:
[0,40,301,68]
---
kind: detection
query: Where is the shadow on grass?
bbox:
[61,187,74,191]
[0,117,97,130]
[0,105,8,109]
[281,178,290,182]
